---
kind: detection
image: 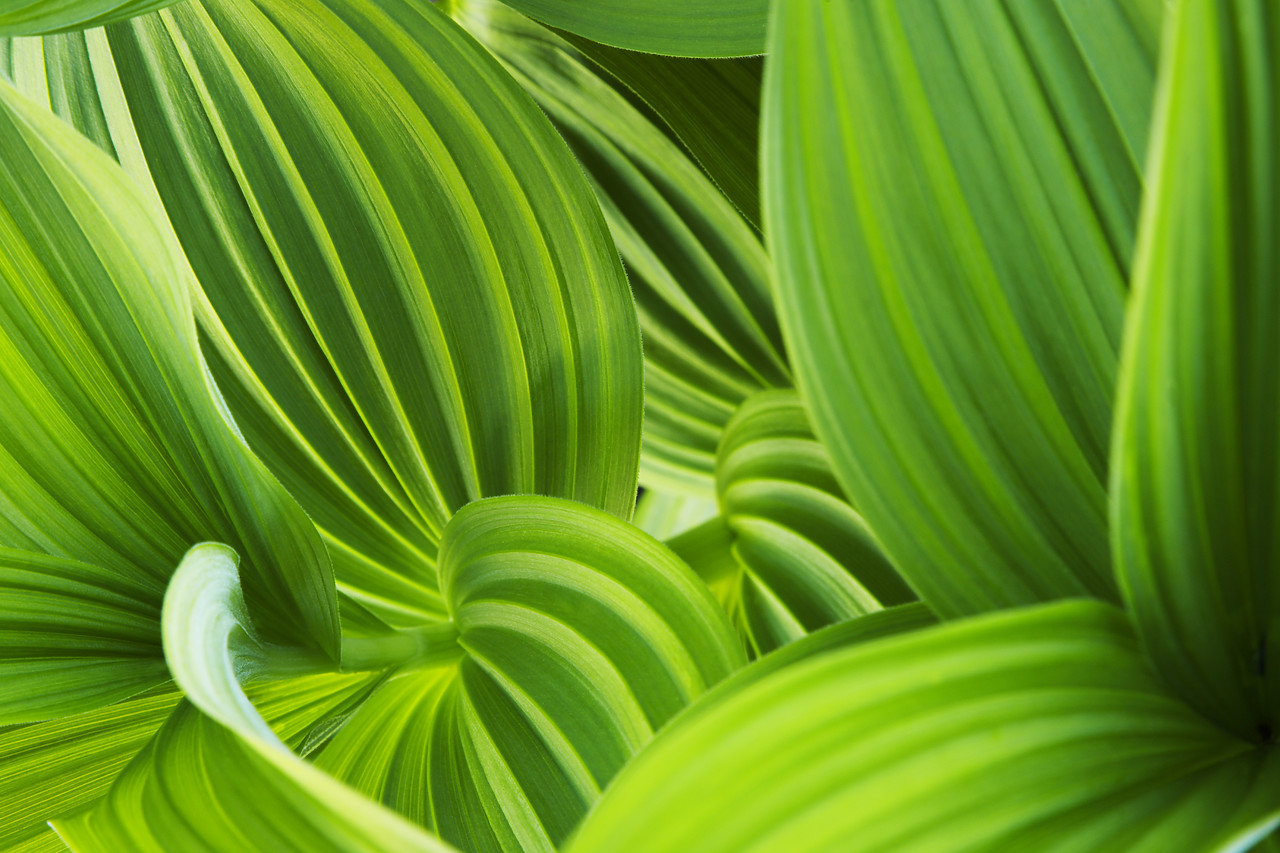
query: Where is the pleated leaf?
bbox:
[0,76,339,699]
[58,544,456,853]
[312,496,745,853]
[1112,0,1280,742]
[0,1,174,37]
[453,0,783,495]
[568,601,1280,853]
[672,390,915,656]
[763,0,1163,616]
[486,0,767,58]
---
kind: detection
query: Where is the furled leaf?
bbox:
[0,0,174,37]
[57,544,456,853]
[1112,0,1280,742]
[568,601,1276,853]
[671,390,915,656]
[0,74,339,712]
[312,496,746,852]
[763,0,1162,616]
[36,0,641,626]
[484,0,767,58]
[453,0,783,495]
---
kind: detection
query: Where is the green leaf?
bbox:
[453,1,783,496]
[672,390,915,656]
[483,0,767,58]
[0,76,338,685]
[57,543,456,853]
[763,0,1163,616]
[34,0,642,625]
[0,1,175,37]
[0,550,166,723]
[1112,0,1280,742]
[632,489,717,541]
[312,495,746,852]
[567,601,1274,853]
[0,685,180,851]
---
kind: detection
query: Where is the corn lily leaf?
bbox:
[763,0,1162,616]
[0,74,339,720]
[4,0,645,625]
[483,0,766,59]
[567,600,1280,853]
[1112,0,1280,742]
[453,1,783,496]
[0,1,174,37]
[57,543,456,853]
[671,390,915,656]
[310,495,745,852]
[632,490,717,541]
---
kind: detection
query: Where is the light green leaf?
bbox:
[763,0,1162,616]
[1112,0,1280,741]
[568,601,1273,853]
[484,0,766,58]
[312,495,746,852]
[0,550,165,723]
[0,685,180,851]
[0,75,339,694]
[672,390,915,656]
[632,489,717,541]
[0,1,174,37]
[57,544,455,853]
[453,1,783,496]
[22,0,642,625]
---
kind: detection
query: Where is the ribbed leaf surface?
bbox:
[0,1,174,36]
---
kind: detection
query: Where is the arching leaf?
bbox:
[672,390,914,656]
[763,0,1162,616]
[453,1,783,495]
[485,0,767,59]
[568,601,1276,853]
[312,496,745,852]
[1112,0,1280,742]
[0,75,340,709]
[5,0,644,624]
[0,0,174,37]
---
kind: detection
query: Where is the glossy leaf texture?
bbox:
[453,0,785,495]
[59,543,455,853]
[1112,0,1280,742]
[0,0,174,37]
[310,496,745,853]
[2,0,645,625]
[568,601,1280,853]
[0,74,339,720]
[487,0,766,58]
[671,390,915,656]
[764,0,1162,616]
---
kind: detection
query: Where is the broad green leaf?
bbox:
[0,0,174,37]
[485,0,766,58]
[763,0,1162,616]
[1112,0,1280,741]
[568,601,1275,853]
[633,489,717,541]
[0,550,165,722]
[58,544,455,853]
[453,1,783,496]
[24,0,642,625]
[672,390,915,656]
[0,76,339,704]
[0,686,180,851]
[312,496,746,852]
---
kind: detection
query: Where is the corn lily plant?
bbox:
[0,0,1277,850]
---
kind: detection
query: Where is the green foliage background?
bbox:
[0,0,1277,850]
